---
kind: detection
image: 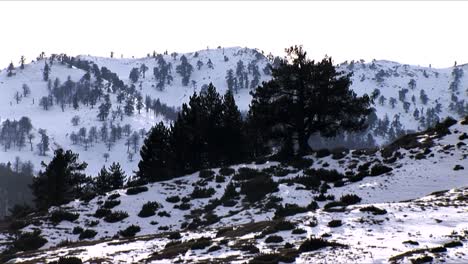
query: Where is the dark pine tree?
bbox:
[249,46,371,155]
[136,122,174,182]
[31,149,87,210]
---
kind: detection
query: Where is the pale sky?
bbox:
[0,1,467,69]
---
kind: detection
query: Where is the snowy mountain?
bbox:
[2,116,467,263]
[0,47,466,178]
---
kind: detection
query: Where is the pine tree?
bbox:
[249,46,371,155]
[140,64,148,78]
[176,55,193,86]
[31,149,87,209]
[95,166,111,194]
[108,162,126,190]
[43,62,50,81]
[136,122,174,182]
[19,56,26,70]
[225,69,236,93]
[124,98,134,116]
[7,62,14,77]
[221,89,246,164]
[129,68,140,83]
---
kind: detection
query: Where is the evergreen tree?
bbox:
[19,56,26,70]
[7,62,15,77]
[94,166,111,194]
[31,149,87,209]
[225,69,236,93]
[136,122,174,182]
[176,55,193,86]
[37,129,49,156]
[140,64,148,78]
[197,60,204,70]
[129,68,140,83]
[249,46,371,155]
[420,89,429,105]
[221,89,246,164]
[207,59,214,69]
[124,98,134,116]
[43,62,50,81]
[108,162,126,190]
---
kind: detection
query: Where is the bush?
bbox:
[444,241,463,248]
[72,226,83,234]
[199,169,215,179]
[103,199,121,209]
[119,225,141,237]
[292,175,321,189]
[138,202,159,218]
[167,232,181,240]
[275,221,296,231]
[411,255,433,264]
[166,195,181,203]
[9,220,29,230]
[359,206,387,215]
[316,149,331,158]
[314,193,335,201]
[158,211,171,217]
[94,208,111,218]
[13,231,48,251]
[327,220,342,227]
[339,194,361,205]
[304,168,344,182]
[190,237,211,250]
[292,228,307,234]
[207,245,222,252]
[215,175,226,183]
[370,164,392,176]
[298,237,345,252]
[240,175,278,202]
[219,167,235,176]
[249,253,297,264]
[104,211,129,223]
[233,167,266,181]
[191,187,216,199]
[265,235,284,243]
[79,229,97,240]
[274,203,308,218]
[52,257,83,264]
[178,203,191,210]
[49,210,79,224]
[126,186,148,195]
[348,174,364,182]
[287,158,313,169]
[108,193,120,200]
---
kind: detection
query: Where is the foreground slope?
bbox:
[3,117,467,263]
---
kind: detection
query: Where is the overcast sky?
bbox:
[0,1,467,69]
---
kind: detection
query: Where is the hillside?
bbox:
[1,116,467,263]
[0,47,466,178]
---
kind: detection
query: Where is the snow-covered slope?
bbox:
[2,117,467,263]
[0,48,466,177]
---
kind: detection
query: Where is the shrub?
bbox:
[314,193,335,201]
[370,164,392,176]
[454,165,464,171]
[199,169,215,179]
[444,241,463,248]
[265,235,284,243]
[94,208,111,218]
[54,257,83,264]
[359,206,387,215]
[249,253,297,264]
[167,232,181,240]
[316,149,331,158]
[275,221,296,231]
[108,193,120,200]
[178,203,191,210]
[190,237,211,250]
[304,168,344,182]
[240,175,278,202]
[72,226,83,234]
[138,202,159,217]
[13,231,47,251]
[119,225,141,237]
[334,180,344,187]
[79,229,97,240]
[219,167,235,176]
[215,175,226,183]
[274,203,308,218]
[158,211,171,217]
[126,186,148,195]
[348,174,364,182]
[166,195,181,203]
[292,175,321,189]
[103,199,121,209]
[104,211,129,223]
[327,220,342,228]
[233,167,265,181]
[298,237,345,252]
[340,194,361,205]
[287,158,313,169]
[191,187,216,199]
[411,255,433,264]
[87,220,99,227]
[50,210,79,224]
[292,228,307,234]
